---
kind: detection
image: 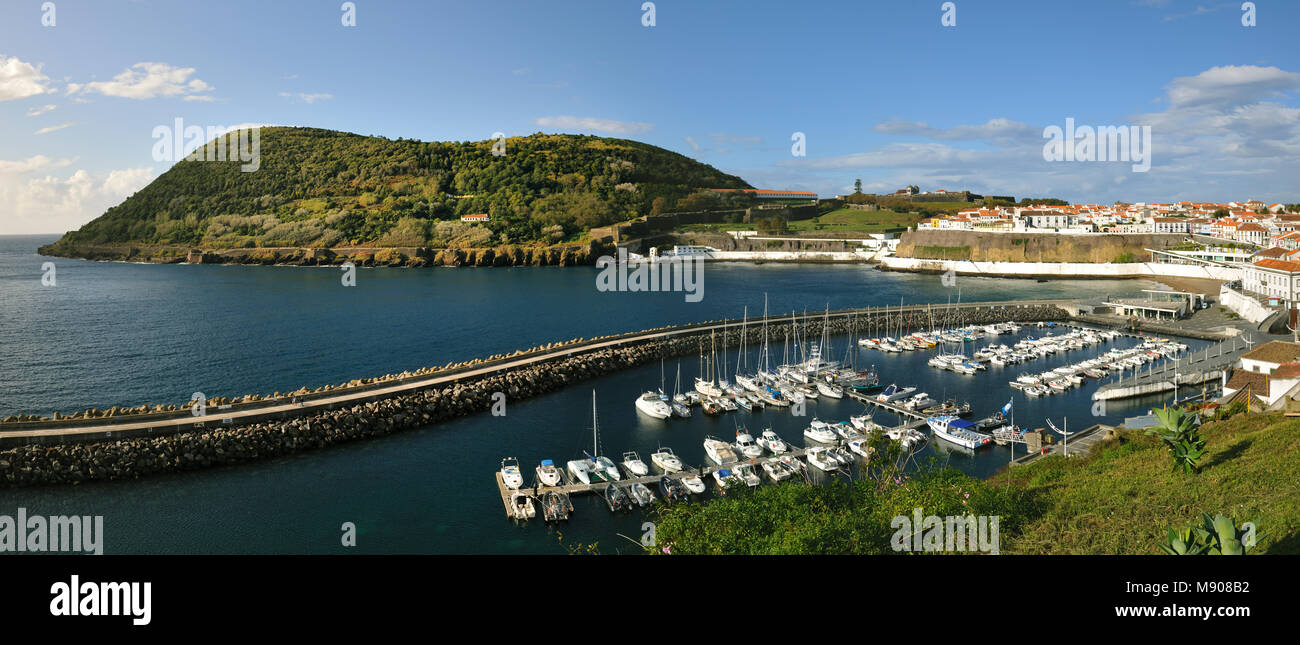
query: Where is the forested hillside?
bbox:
[44,127,750,253]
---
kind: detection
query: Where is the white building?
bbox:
[1242,258,1300,306]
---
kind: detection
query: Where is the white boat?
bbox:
[762,458,793,482]
[803,419,839,444]
[876,384,916,402]
[534,459,562,487]
[806,447,840,472]
[500,457,524,490]
[734,463,761,487]
[680,474,706,494]
[510,492,536,520]
[622,451,649,477]
[733,431,764,459]
[712,468,742,492]
[926,415,993,450]
[779,454,805,475]
[566,392,621,484]
[850,415,881,433]
[847,439,872,459]
[816,380,843,399]
[635,390,672,419]
[650,447,684,473]
[756,429,788,454]
[703,436,738,465]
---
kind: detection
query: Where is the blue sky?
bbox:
[2,0,1299,233]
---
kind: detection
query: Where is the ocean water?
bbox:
[0,234,1196,554]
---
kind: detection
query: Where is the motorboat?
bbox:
[658,476,689,502]
[850,415,881,433]
[832,421,863,441]
[622,451,649,477]
[734,463,761,487]
[703,436,738,465]
[635,390,672,419]
[805,447,840,472]
[701,397,725,415]
[712,468,742,493]
[803,419,839,444]
[927,415,993,450]
[762,458,794,482]
[680,473,706,494]
[756,429,788,454]
[629,482,655,507]
[779,454,805,476]
[733,431,764,459]
[734,394,752,411]
[510,492,536,520]
[847,439,872,459]
[535,459,562,487]
[876,384,916,402]
[500,457,524,490]
[650,446,684,473]
[540,490,572,522]
[827,447,855,469]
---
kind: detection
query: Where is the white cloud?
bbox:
[68,62,213,100]
[0,161,154,234]
[0,55,55,101]
[1164,65,1300,110]
[279,91,332,104]
[33,121,83,135]
[684,136,700,152]
[534,115,653,135]
[26,104,56,117]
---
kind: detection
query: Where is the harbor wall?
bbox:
[1218,284,1274,324]
[0,303,1070,487]
[878,256,1241,282]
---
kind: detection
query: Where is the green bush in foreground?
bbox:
[1145,406,1208,474]
[1160,514,1259,555]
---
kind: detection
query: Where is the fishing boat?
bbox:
[756,429,788,454]
[734,463,761,487]
[510,492,536,520]
[803,419,839,443]
[605,483,632,512]
[658,476,689,503]
[650,446,684,473]
[847,439,872,459]
[805,447,840,472]
[761,458,794,482]
[628,482,655,507]
[622,451,649,477]
[926,415,993,450]
[680,473,706,494]
[500,457,524,490]
[703,436,738,465]
[733,430,764,459]
[535,459,562,487]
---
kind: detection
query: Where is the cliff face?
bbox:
[896,230,1186,263]
[45,241,615,267]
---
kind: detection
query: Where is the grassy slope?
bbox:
[998,413,1300,554]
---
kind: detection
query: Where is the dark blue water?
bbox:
[0,234,1196,553]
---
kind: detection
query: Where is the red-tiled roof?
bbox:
[1253,258,1300,272]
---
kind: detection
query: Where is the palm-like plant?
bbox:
[1159,514,1258,555]
[1144,406,1207,474]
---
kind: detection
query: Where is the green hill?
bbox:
[41,127,750,257]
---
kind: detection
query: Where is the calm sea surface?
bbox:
[0,234,1201,553]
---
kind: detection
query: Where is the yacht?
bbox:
[566,392,621,484]
[703,436,738,465]
[803,419,839,444]
[847,439,872,459]
[927,415,993,450]
[671,400,692,418]
[733,430,764,459]
[534,459,562,487]
[756,429,788,454]
[622,451,649,477]
[712,468,743,493]
[762,458,794,482]
[650,446,684,473]
[816,380,844,399]
[876,384,916,402]
[850,415,881,433]
[635,390,672,419]
[500,458,524,490]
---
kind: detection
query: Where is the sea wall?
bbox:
[879,256,1241,281]
[1219,283,1275,324]
[0,303,1069,487]
[896,229,1185,263]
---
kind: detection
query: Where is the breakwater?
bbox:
[0,301,1070,487]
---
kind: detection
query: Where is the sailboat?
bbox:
[734,307,761,392]
[566,392,622,485]
[670,363,692,418]
[694,334,724,398]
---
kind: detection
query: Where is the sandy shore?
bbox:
[1147,275,1225,295]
